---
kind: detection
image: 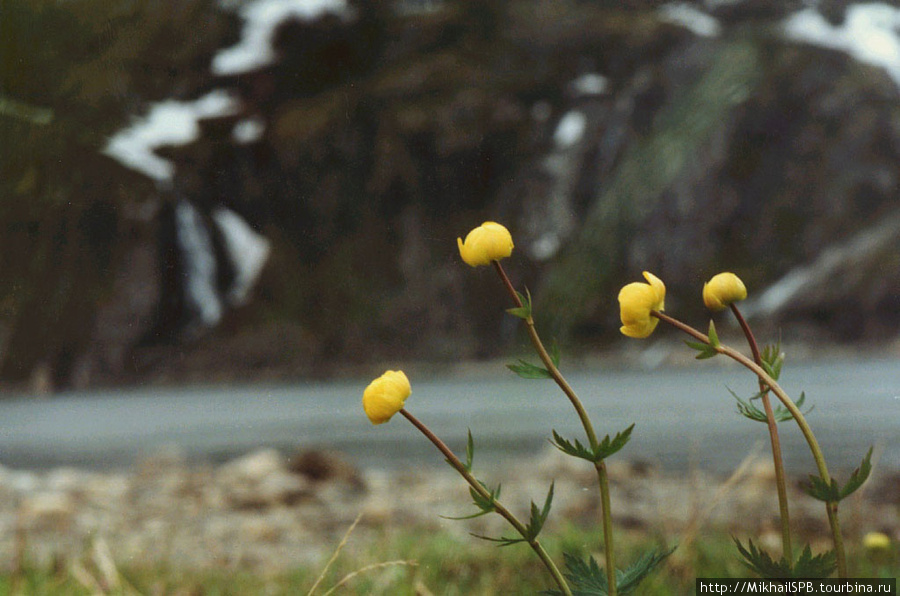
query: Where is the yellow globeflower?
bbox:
[363,370,411,425]
[703,272,748,311]
[863,531,891,552]
[457,221,514,267]
[618,272,666,338]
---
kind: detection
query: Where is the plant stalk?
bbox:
[730,304,793,564]
[494,261,617,595]
[651,310,847,577]
[399,409,573,596]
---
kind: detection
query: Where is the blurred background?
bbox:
[3,0,900,394]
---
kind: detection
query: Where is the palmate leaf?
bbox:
[731,388,812,423]
[551,425,635,463]
[542,546,675,596]
[443,480,501,521]
[805,446,874,502]
[734,538,835,578]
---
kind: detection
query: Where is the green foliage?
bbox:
[734,538,836,579]
[474,483,554,547]
[684,321,721,359]
[544,546,675,595]
[760,343,785,381]
[732,389,812,423]
[551,424,635,464]
[508,360,553,379]
[506,289,533,320]
[805,447,874,503]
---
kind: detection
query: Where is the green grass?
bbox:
[2,524,897,595]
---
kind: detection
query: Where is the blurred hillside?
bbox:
[2,0,899,391]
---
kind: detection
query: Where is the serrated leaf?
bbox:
[731,388,812,423]
[551,430,597,462]
[734,537,793,578]
[707,320,720,347]
[506,289,533,320]
[792,544,837,578]
[507,359,552,379]
[615,545,676,594]
[558,552,609,595]
[804,474,841,503]
[441,480,500,520]
[734,538,835,578]
[552,425,634,463]
[839,446,873,500]
[594,424,635,461]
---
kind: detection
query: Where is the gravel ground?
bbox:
[1,447,897,575]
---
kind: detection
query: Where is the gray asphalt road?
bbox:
[0,358,897,475]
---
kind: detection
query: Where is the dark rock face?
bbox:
[3,0,900,389]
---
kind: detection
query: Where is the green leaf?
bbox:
[464,429,475,472]
[543,546,675,595]
[549,340,562,369]
[760,343,785,381]
[507,359,552,379]
[707,320,720,347]
[551,430,597,462]
[594,424,635,461]
[551,425,634,463]
[734,537,835,578]
[792,544,837,578]
[804,473,841,502]
[684,340,718,360]
[731,388,812,423]
[806,447,873,503]
[615,545,677,594]
[506,289,533,320]
[839,446,873,500]
[441,480,500,520]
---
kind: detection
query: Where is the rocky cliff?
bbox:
[2,0,899,390]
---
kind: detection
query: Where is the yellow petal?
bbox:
[703,272,747,311]
[363,370,411,425]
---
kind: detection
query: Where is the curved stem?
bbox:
[399,409,573,596]
[651,310,847,577]
[730,304,792,563]
[493,261,616,594]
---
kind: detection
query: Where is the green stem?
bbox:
[651,310,847,577]
[493,261,617,595]
[399,409,573,596]
[730,304,793,564]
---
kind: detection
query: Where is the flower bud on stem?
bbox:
[398,408,573,596]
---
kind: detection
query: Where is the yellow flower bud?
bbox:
[863,531,891,552]
[457,221,514,267]
[618,272,666,338]
[703,272,748,311]
[363,370,411,425]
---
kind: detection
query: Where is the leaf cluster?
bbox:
[805,447,873,503]
[442,431,501,520]
[475,483,555,546]
[734,538,835,578]
[543,546,675,595]
[506,289,533,320]
[551,425,635,464]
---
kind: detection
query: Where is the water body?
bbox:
[0,358,896,476]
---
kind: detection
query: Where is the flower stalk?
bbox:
[493,260,618,596]
[399,409,573,596]
[650,309,847,577]
[730,303,793,564]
